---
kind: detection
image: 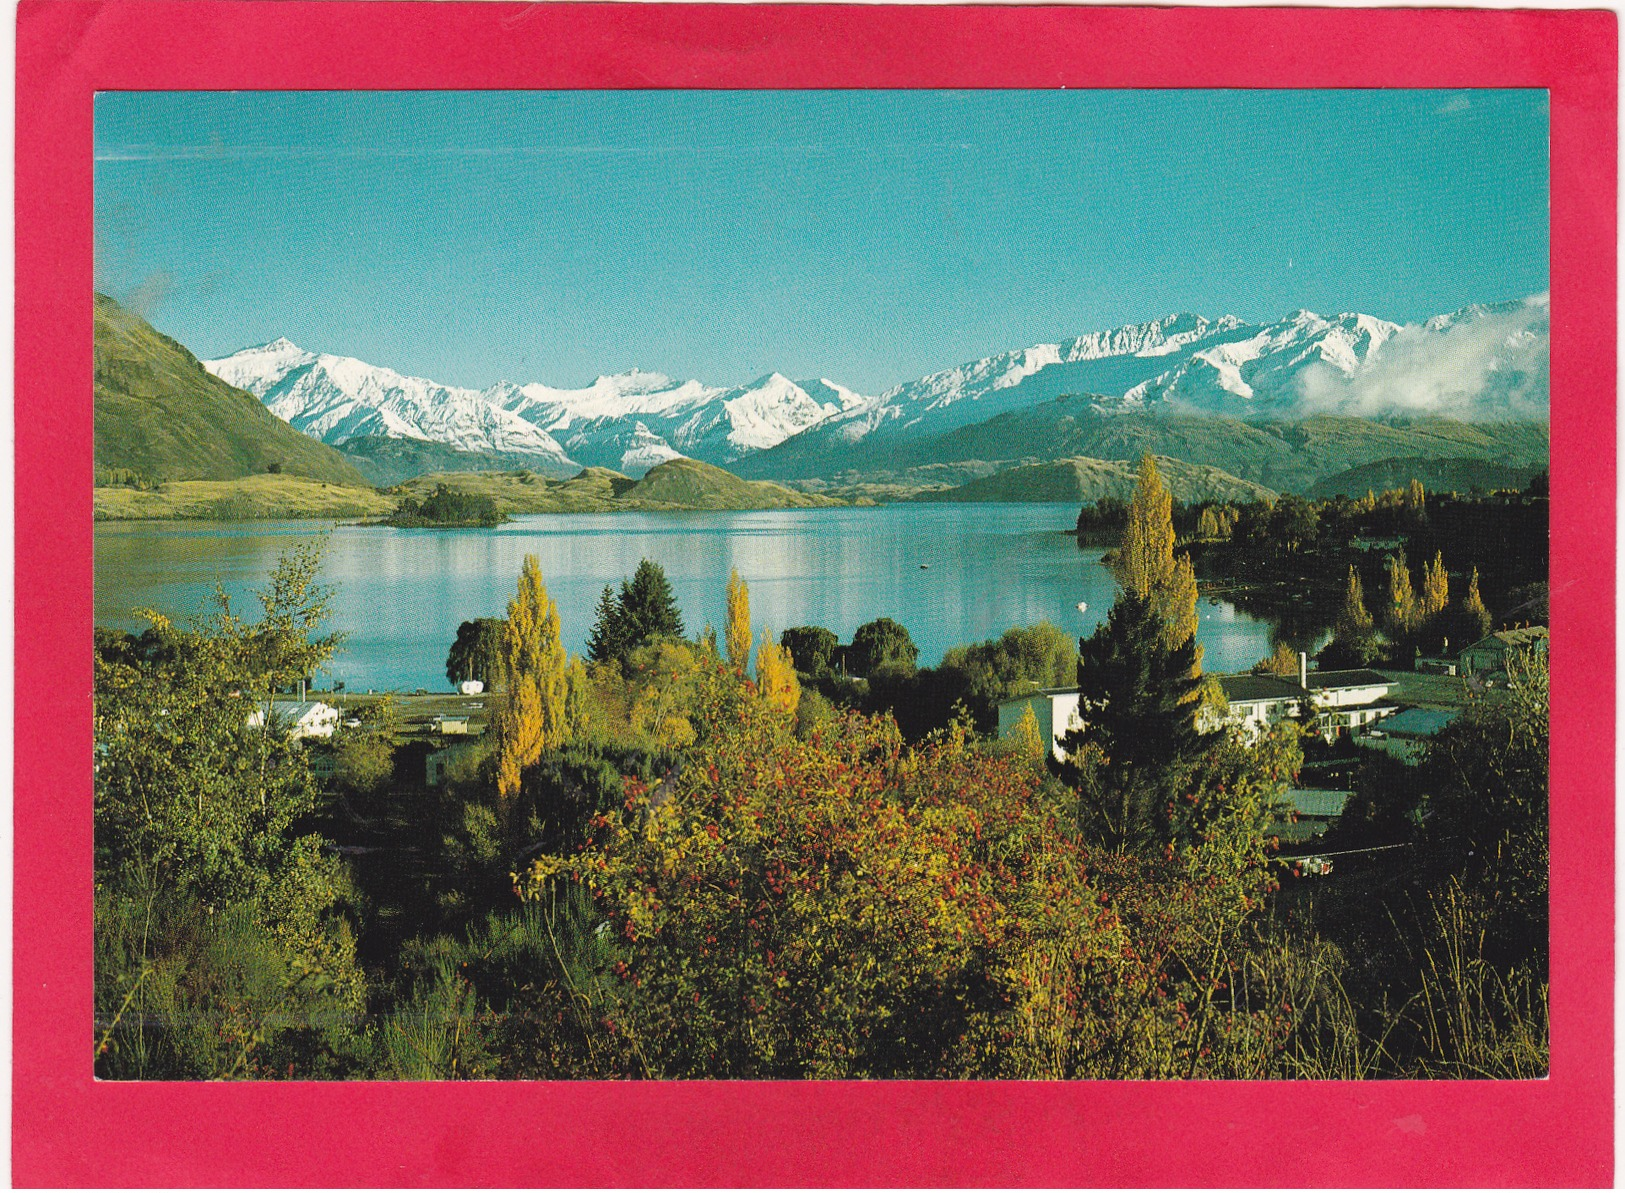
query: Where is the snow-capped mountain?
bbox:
[776,297,1549,459]
[205,296,1547,482]
[204,339,579,470]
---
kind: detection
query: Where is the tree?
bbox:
[1052,592,1213,849]
[780,626,839,676]
[1420,551,1450,620]
[1386,551,1419,637]
[1196,507,1221,540]
[848,617,918,676]
[619,560,685,651]
[585,584,630,667]
[1406,477,1427,510]
[1269,494,1320,554]
[1461,567,1492,642]
[1253,641,1301,678]
[564,656,595,741]
[754,630,801,716]
[445,618,506,688]
[1336,566,1375,639]
[725,570,751,673]
[1118,454,1200,660]
[495,555,570,802]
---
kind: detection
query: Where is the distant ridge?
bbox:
[94,293,371,487]
[913,455,1278,505]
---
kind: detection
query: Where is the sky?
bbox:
[94,89,1549,395]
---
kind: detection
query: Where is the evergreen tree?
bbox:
[1052,592,1212,849]
[445,617,506,688]
[725,569,751,673]
[496,555,570,802]
[619,560,685,650]
[585,584,629,666]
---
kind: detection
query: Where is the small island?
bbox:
[379,483,509,528]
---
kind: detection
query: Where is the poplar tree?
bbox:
[496,555,570,802]
[1336,565,1375,638]
[754,629,801,716]
[725,569,752,674]
[1119,454,1201,664]
[1421,551,1450,619]
[1462,567,1492,641]
[1386,551,1419,636]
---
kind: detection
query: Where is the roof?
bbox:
[268,700,334,719]
[1217,674,1305,704]
[1378,707,1459,738]
[1305,669,1391,690]
[1283,788,1351,819]
[996,687,1078,708]
[1466,626,1549,651]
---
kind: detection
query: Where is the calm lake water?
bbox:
[95,504,1280,692]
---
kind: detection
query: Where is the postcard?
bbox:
[16,2,1615,1186]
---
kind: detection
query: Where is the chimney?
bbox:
[1299,651,1309,690]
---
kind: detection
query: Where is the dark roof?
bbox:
[1305,669,1391,690]
[1217,674,1305,704]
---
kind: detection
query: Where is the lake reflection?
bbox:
[95,505,1281,692]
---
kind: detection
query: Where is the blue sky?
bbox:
[94,89,1548,394]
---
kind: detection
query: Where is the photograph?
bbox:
[91,86,1553,1082]
[15,2,1612,1185]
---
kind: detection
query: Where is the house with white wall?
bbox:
[995,688,1084,760]
[247,699,340,740]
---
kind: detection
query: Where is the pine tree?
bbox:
[585,584,629,666]
[619,559,684,650]
[1421,551,1450,619]
[495,555,570,802]
[754,629,801,716]
[725,569,751,674]
[1052,592,1212,848]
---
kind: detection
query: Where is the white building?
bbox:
[247,699,340,740]
[458,680,485,696]
[995,688,1084,760]
[1203,655,1397,742]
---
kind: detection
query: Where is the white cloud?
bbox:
[1294,295,1548,420]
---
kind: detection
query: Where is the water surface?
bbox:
[95,504,1279,691]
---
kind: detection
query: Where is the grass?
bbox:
[94,474,394,521]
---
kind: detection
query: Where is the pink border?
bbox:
[16,3,1615,1185]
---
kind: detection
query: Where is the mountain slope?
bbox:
[94,294,371,486]
[1306,456,1545,499]
[204,339,580,475]
[737,394,1549,495]
[334,435,557,487]
[914,455,1278,505]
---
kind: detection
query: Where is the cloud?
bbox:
[1294,295,1549,420]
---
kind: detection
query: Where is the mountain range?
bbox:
[201,295,1550,485]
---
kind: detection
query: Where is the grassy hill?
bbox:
[736,395,1550,494]
[94,473,395,521]
[1307,455,1544,499]
[336,434,577,487]
[387,459,841,515]
[913,455,1278,505]
[94,293,371,487]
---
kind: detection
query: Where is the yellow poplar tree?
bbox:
[1337,565,1375,638]
[725,569,752,674]
[1119,454,1201,666]
[564,655,594,741]
[754,629,801,716]
[1461,566,1493,642]
[1406,478,1427,510]
[1011,702,1047,763]
[496,554,570,802]
[1386,551,1419,635]
[1420,551,1450,619]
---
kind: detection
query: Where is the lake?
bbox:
[94,504,1281,692]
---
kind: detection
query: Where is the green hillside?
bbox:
[94,293,371,487]
[337,434,577,487]
[1307,455,1545,499]
[387,459,839,515]
[737,394,1550,494]
[94,473,395,521]
[914,454,1278,505]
